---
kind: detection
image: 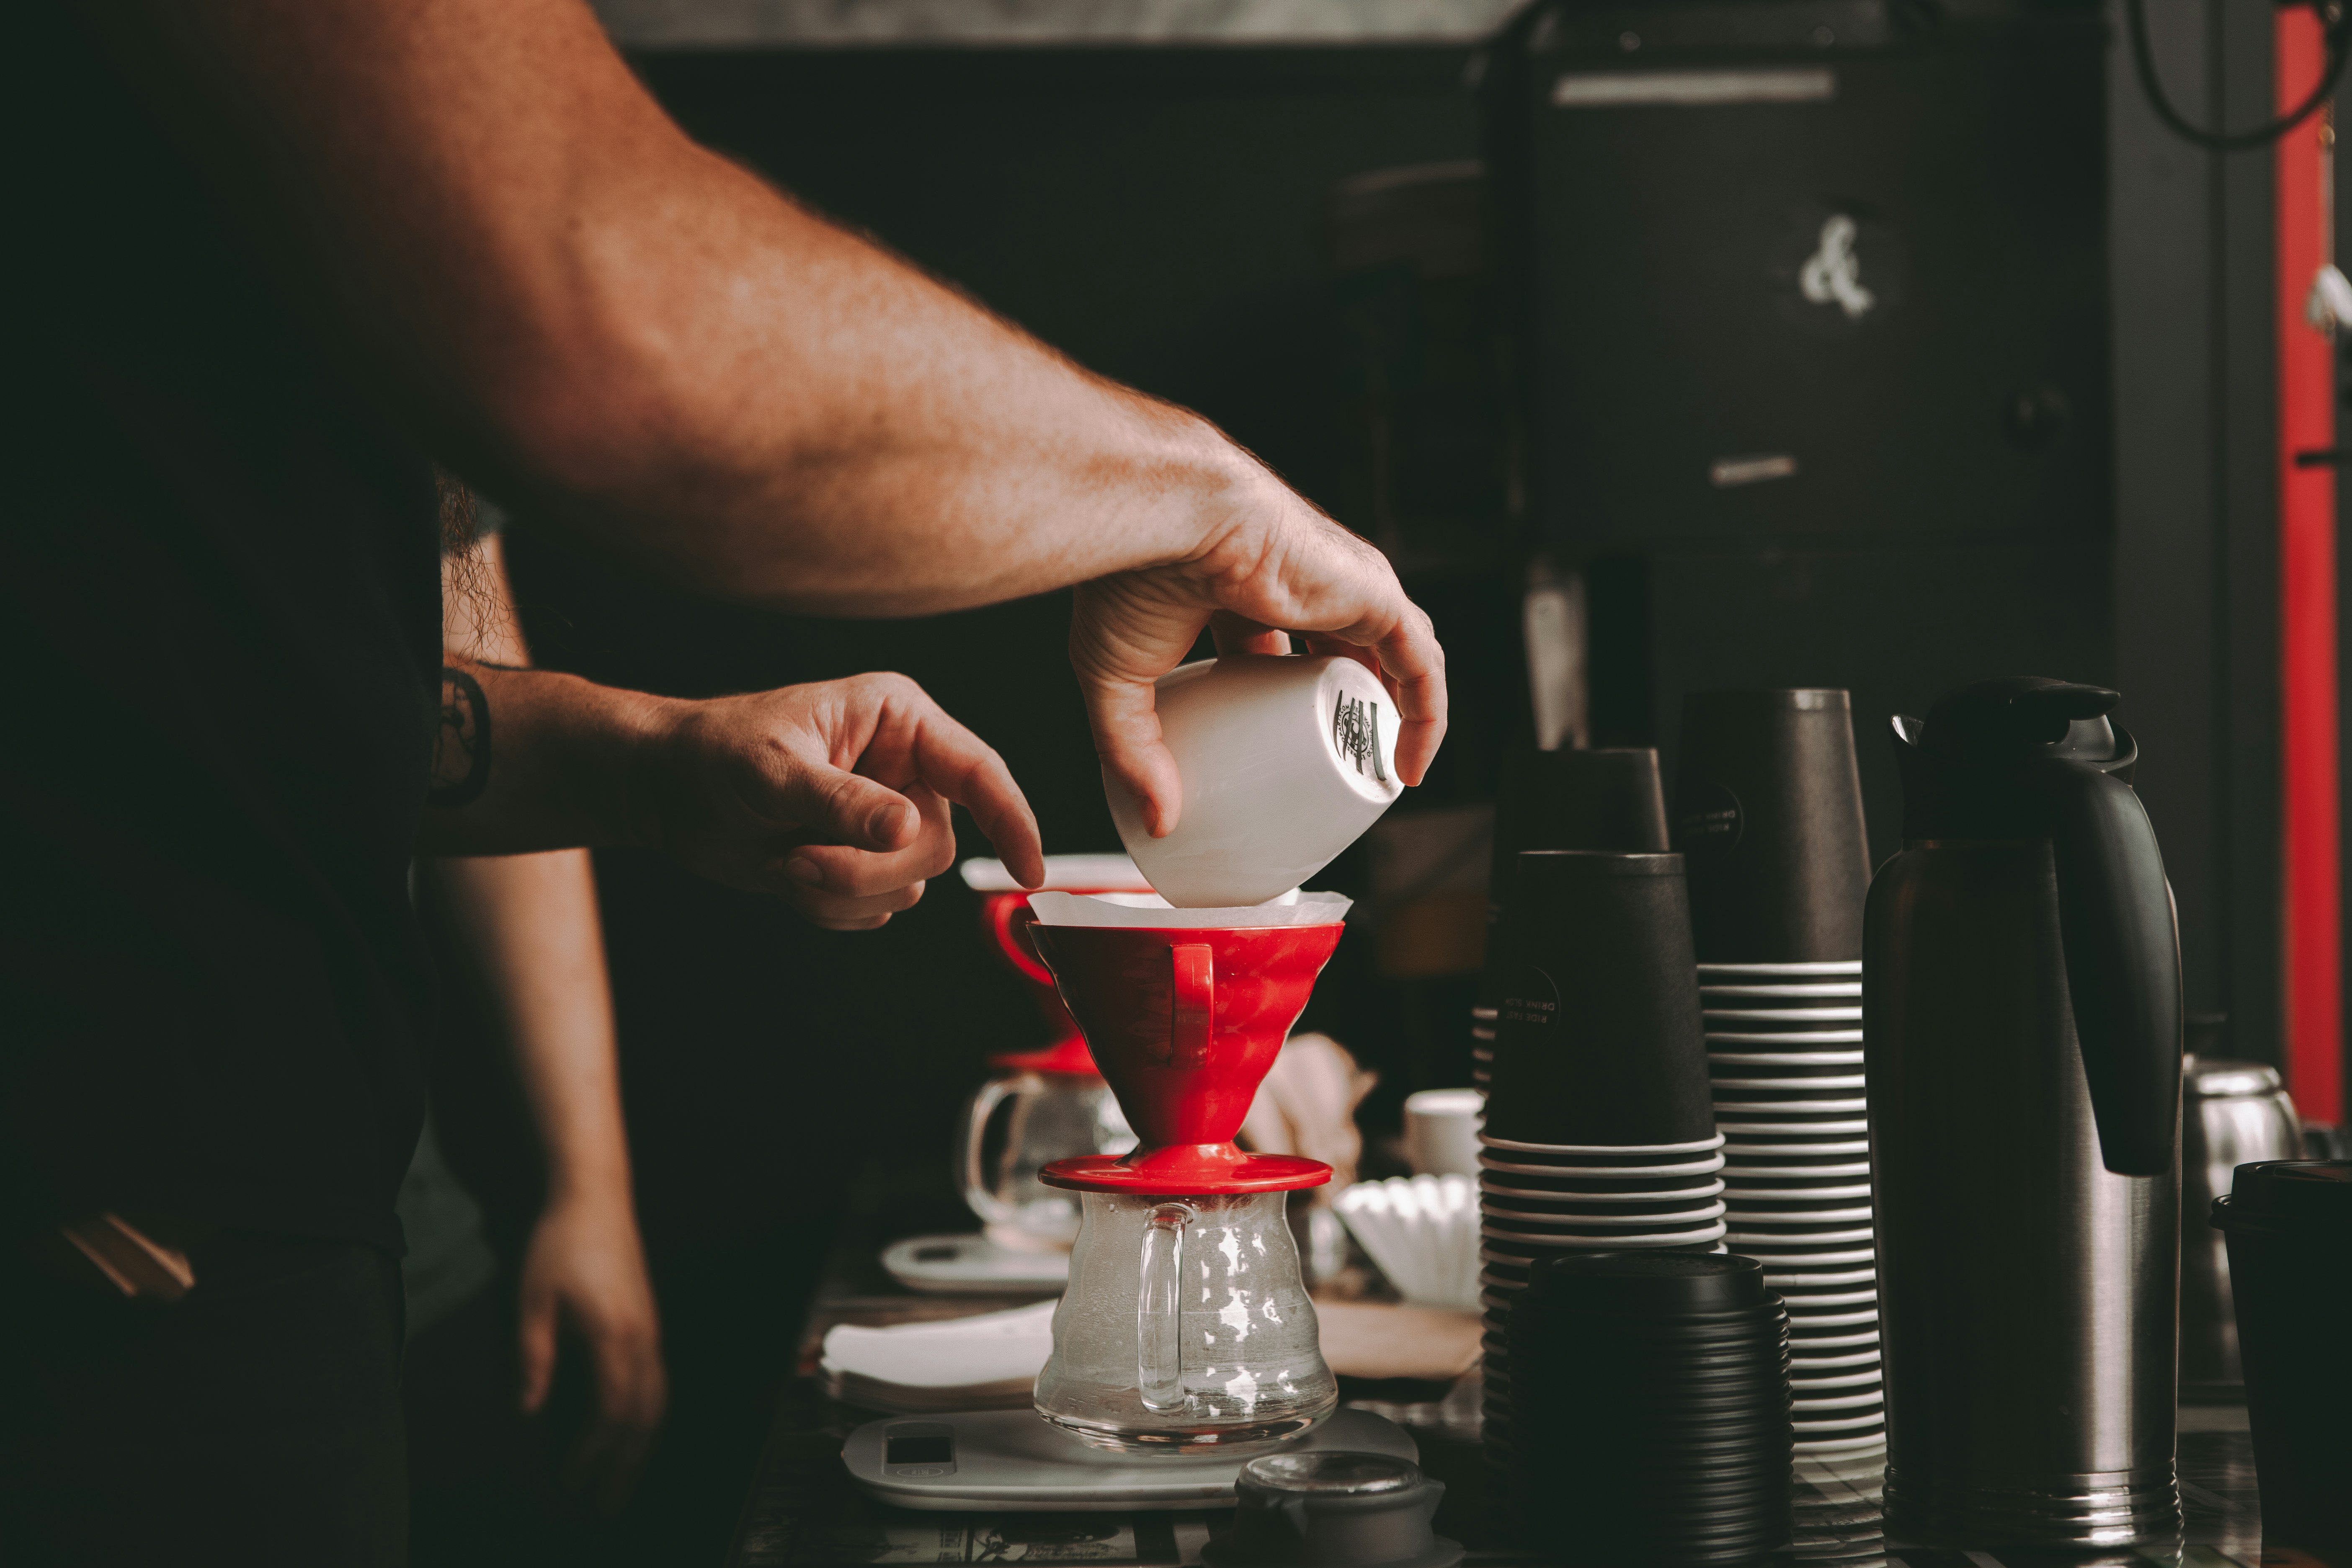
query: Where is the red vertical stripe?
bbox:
[2277,8,2344,1122]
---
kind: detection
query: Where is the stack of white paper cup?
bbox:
[1703,959,1883,1457]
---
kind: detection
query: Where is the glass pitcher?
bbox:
[959,1067,1135,1249]
[1034,1189,1336,1452]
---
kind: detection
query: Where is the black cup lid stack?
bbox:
[1500,1253,1795,1565]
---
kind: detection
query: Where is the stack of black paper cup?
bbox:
[1674,689,1882,1459]
[1473,747,1669,1090]
[1503,1251,1794,1565]
[1480,851,1723,1470]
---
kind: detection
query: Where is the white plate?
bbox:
[1791,1349,1882,1370]
[1717,1119,1870,1136]
[1780,1288,1881,1308]
[1697,961,1862,977]
[1713,1099,1871,1116]
[1722,1163,1871,1179]
[880,1234,1070,1295]
[1710,1075,1870,1091]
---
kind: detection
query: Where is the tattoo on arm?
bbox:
[431,666,491,808]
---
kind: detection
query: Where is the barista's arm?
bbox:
[429,533,663,1499]
[80,0,1444,833]
[414,654,1043,928]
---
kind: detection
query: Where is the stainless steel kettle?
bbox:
[2179,1056,2301,1393]
[1867,678,2182,1548]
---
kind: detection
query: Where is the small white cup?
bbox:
[1403,1088,1486,1177]
[1105,654,1404,908]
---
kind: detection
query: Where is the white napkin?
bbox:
[820,1300,1059,1413]
[1026,890,1352,928]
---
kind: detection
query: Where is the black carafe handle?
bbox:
[2037,748,2182,1176]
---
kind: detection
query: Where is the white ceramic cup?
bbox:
[1105,653,1404,908]
[1403,1088,1485,1177]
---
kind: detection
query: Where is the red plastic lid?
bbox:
[1039,1144,1331,1194]
[986,1037,1102,1076]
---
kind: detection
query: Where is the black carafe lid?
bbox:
[2212,1160,2352,1236]
[1886,678,2181,1179]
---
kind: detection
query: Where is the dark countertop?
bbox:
[723,1199,2269,1567]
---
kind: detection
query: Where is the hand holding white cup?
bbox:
[1104,654,1406,908]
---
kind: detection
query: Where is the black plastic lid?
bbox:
[2212,1160,2352,1234]
[1527,1250,1767,1314]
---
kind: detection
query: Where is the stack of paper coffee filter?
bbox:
[1671,690,1880,1462]
[1703,963,1883,1457]
[1473,747,1671,1090]
[1478,850,1723,1491]
[1334,1173,1479,1310]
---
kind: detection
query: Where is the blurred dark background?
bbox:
[416,0,2332,1555]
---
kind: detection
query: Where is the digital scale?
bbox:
[841,1406,1418,1511]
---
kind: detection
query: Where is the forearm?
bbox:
[92,0,1258,614]
[426,851,632,1205]
[420,659,676,856]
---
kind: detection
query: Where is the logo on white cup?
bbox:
[1332,696,1388,783]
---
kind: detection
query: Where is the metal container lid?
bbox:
[2185,1057,2284,1099]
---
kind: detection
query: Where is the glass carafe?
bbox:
[1034,1189,1336,1453]
[958,1068,1135,1249]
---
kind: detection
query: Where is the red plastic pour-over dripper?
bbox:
[977,893,1103,1075]
[1028,921,1345,1194]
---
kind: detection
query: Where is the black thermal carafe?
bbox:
[1867,678,2182,1548]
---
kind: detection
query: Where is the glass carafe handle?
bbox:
[1137,1202,1194,1411]
[957,1074,1028,1228]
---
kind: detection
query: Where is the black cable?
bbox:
[2125,0,2352,152]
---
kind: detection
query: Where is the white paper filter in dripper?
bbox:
[957,854,1151,893]
[1026,890,1352,928]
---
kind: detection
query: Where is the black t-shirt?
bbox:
[3,15,442,1252]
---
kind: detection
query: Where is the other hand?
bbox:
[643,672,1044,928]
[1069,464,1447,838]
[517,1191,668,1514]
